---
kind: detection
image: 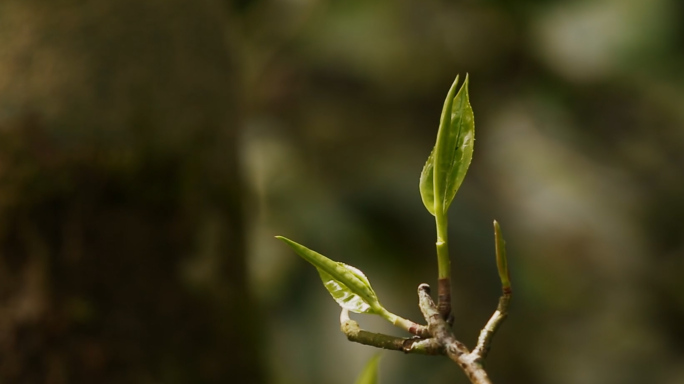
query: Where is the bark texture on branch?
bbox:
[418,284,492,384]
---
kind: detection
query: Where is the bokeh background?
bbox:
[1,0,683,383]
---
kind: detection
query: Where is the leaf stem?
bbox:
[435,212,452,319]
[378,309,431,338]
[435,215,450,279]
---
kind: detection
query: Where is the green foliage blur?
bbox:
[242,0,684,383]
[355,354,381,384]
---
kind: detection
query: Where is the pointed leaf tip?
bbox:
[276,236,385,314]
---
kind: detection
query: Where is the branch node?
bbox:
[418,283,431,294]
[438,278,452,320]
[340,309,443,356]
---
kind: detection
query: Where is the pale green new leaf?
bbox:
[419,148,436,215]
[420,74,475,215]
[354,354,381,384]
[276,236,383,314]
[442,75,475,210]
[317,265,374,313]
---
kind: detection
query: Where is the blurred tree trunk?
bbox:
[0,1,263,383]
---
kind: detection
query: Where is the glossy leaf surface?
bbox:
[317,265,374,313]
[419,148,436,215]
[354,354,381,384]
[420,75,475,215]
[276,236,383,314]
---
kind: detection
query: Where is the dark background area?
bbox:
[1,1,683,383]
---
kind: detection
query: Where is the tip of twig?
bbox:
[418,283,431,294]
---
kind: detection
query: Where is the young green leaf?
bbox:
[317,265,375,313]
[354,354,381,384]
[276,236,384,314]
[419,148,436,215]
[442,75,475,210]
[420,74,475,215]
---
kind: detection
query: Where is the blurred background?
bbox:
[0,0,683,383]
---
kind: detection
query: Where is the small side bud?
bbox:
[493,220,511,294]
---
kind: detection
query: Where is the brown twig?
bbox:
[472,220,513,359]
[418,284,492,384]
[472,290,511,359]
[340,309,442,355]
[437,277,452,321]
[339,280,510,384]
